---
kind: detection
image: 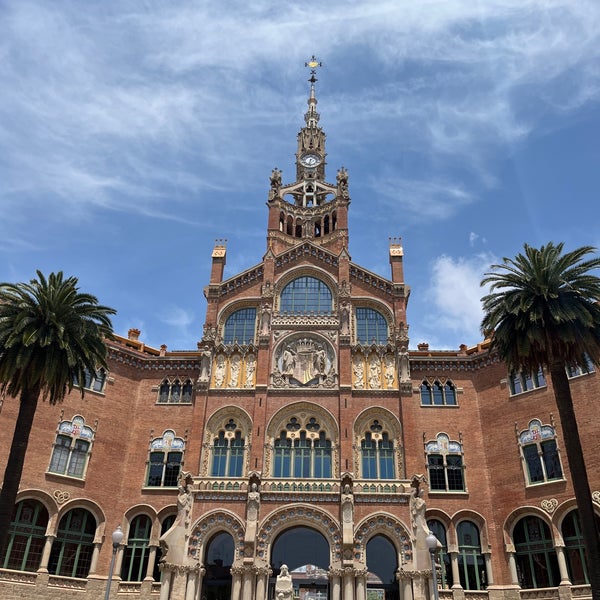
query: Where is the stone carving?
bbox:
[269,168,282,201]
[53,489,71,505]
[245,354,256,387]
[353,354,365,389]
[541,498,558,514]
[247,482,260,522]
[336,167,349,199]
[199,347,212,382]
[275,564,294,600]
[260,304,271,335]
[384,353,395,388]
[214,354,226,388]
[340,300,350,335]
[177,472,194,530]
[229,354,241,387]
[368,354,382,389]
[273,337,335,388]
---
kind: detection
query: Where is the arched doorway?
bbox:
[366,535,399,600]
[270,527,330,599]
[202,531,234,600]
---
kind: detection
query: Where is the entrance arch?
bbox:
[366,535,400,600]
[203,531,234,600]
[271,527,330,599]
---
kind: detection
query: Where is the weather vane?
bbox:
[305,55,322,84]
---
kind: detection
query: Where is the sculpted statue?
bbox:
[245,354,256,387]
[275,564,294,600]
[214,354,226,388]
[410,488,429,538]
[353,355,364,389]
[368,354,381,389]
[229,354,241,387]
[199,348,212,381]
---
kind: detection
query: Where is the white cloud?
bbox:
[423,252,497,346]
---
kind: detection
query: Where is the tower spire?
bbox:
[304,55,322,128]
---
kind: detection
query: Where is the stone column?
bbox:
[483,552,494,586]
[38,535,55,573]
[230,566,243,600]
[195,567,206,600]
[343,567,355,600]
[329,568,342,600]
[241,565,256,599]
[114,545,124,579]
[185,570,198,600]
[449,552,462,588]
[507,552,519,585]
[159,570,171,600]
[255,566,271,600]
[145,546,157,580]
[89,542,101,575]
[555,546,571,585]
[355,568,367,600]
[398,572,414,600]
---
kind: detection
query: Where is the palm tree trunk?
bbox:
[0,385,40,558]
[549,363,600,600]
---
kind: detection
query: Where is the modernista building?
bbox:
[0,62,599,600]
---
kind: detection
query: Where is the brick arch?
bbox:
[452,509,490,550]
[257,504,342,565]
[14,489,58,534]
[353,407,403,478]
[123,505,158,543]
[264,400,339,477]
[188,509,246,564]
[503,505,554,550]
[354,512,412,567]
[200,405,253,477]
[54,498,106,544]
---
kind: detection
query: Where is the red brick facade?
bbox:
[0,80,598,600]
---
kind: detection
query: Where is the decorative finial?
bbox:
[305,55,322,86]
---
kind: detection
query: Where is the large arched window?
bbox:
[561,510,599,585]
[355,307,388,344]
[1,499,49,572]
[223,308,256,344]
[273,421,332,479]
[360,422,395,480]
[211,426,245,478]
[121,515,152,582]
[280,277,332,314]
[457,521,485,589]
[427,520,453,589]
[48,508,96,578]
[514,515,559,588]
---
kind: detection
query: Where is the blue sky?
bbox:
[1,1,599,351]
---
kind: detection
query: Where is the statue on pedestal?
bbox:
[275,564,294,600]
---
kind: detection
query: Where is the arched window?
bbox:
[272,419,332,479]
[360,421,395,480]
[426,433,465,492]
[223,308,256,344]
[280,277,332,315]
[48,508,96,578]
[211,427,245,478]
[121,515,152,582]
[518,419,563,485]
[202,532,234,598]
[355,307,388,344]
[157,378,194,404]
[561,510,599,585]
[420,380,457,406]
[427,519,453,589]
[1,499,49,572]
[146,431,185,487]
[514,516,559,588]
[48,415,94,479]
[457,521,485,590]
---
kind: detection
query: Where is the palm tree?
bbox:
[0,271,115,557]
[481,242,600,598]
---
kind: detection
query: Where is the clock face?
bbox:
[300,153,321,168]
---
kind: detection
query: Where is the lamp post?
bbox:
[425,531,440,600]
[104,525,124,600]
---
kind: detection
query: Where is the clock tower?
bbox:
[266,57,350,256]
